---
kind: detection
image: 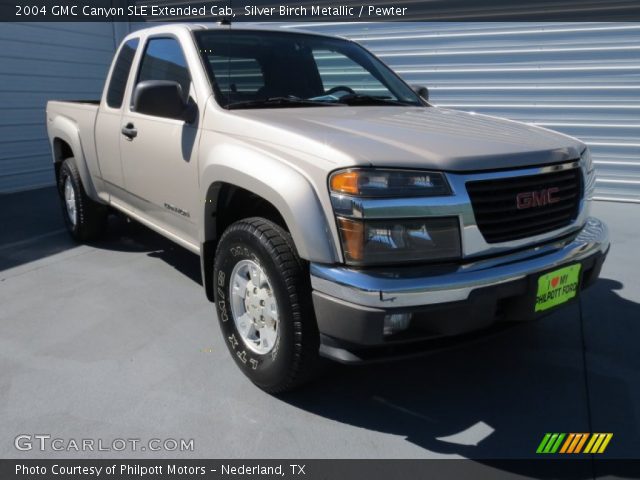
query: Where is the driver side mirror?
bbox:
[132,80,197,123]
[412,85,429,102]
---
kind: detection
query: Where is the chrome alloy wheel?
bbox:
[229,259,279,355]
[64,176,77,226]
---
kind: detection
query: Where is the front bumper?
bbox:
[310,217,609,363]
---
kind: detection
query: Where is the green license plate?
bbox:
[535,264,582,312]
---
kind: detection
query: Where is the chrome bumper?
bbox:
[310,217,609,309]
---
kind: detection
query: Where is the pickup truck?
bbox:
[47,23,609,392]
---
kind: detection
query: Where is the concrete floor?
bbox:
[1,187,639,465]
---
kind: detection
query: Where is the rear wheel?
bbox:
[58,157,107,241]
[213,217,320,393]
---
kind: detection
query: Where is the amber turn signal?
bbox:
[336,217,364,261]
[330,171,360,195]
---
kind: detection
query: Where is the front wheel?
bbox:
[213,218,320,393]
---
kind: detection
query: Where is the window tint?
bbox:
[208,56,265,97]
[137,37,190,103]
[194,31,421,107]
[313,49,393,98]
[106,38,139,108]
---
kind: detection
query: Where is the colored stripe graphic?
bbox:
[536,433,566,453]
[537,433,612,454]
[597,433,614,453]
[550,433,565,453]
[573,433,589,453]
[584,433,614,454]
[544,433,559,453]
[584,434,599,453]
[536,433,552,453]
[559,433,575,453]
[565,433,585,453]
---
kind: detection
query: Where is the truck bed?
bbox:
[57,100,100,105]
[46,100,100,149]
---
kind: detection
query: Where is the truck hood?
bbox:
[222,106,584,171]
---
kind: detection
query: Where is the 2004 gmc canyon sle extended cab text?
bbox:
[47,24,609,392]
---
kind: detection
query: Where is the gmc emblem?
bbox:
[516,187,560,210]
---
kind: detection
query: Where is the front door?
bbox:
[119,36,200,246]
[95,38,139,189]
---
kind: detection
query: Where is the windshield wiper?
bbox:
[226,96,344,109]
[334,94,416,106]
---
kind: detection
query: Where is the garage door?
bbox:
[0,23,122,192]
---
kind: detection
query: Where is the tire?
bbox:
[213,217,320,393]
[58,157,107,242]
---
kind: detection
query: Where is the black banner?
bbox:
[3,459,640,480]
[2,0,640,22]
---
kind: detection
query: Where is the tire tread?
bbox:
[216,217,319,393]
[58,157,107,241]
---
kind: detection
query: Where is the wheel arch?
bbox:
[199,162,338,302]
[49,116,99,199]
[52,138,74,183]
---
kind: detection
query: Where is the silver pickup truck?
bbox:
[47,23,609,392]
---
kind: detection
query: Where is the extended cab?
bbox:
[46,24,609,392]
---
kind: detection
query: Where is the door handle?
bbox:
[121,123,137,139]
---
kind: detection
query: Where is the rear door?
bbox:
[118,36,200,245]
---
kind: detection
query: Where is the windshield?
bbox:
[194,30,423,109]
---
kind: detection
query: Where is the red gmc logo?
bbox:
[516,187,560,210]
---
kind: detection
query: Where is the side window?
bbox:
[136,37,191,103]
[313,49,392,98]
[106,38,139,109]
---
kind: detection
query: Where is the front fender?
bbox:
[200,141,340,264]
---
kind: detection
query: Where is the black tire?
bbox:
[58,157,107,242]
[213,217,320,393]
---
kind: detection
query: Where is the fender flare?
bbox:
[49,115,99,199]
[200,142,340,264]
[201,166,338,265]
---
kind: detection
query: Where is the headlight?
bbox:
[580,147,594,174]
[330,168,451,197]
[329,168,459,266]
[336,216,461,265]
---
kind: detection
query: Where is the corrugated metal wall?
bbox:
[2,21,638,203]
[268,22,640,202]
[0,23,124,192]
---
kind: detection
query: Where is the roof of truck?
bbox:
[126,22,345,40]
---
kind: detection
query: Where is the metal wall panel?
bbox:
[0,23,121,192]
[5,20,638,203]
[265,22,640,202]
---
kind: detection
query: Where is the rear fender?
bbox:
[49,115,99,199]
